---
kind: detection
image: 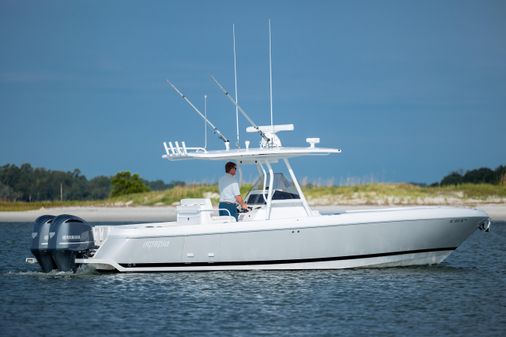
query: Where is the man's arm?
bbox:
[235,195,248,209]
[232,180,247,209]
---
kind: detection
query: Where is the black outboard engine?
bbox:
[47,214,95,272]
[31,215,57,273]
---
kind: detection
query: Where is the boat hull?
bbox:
[78,207,489,272]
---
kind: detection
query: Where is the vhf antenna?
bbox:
[166,80,230,147]
[210,75,270,144]
[232,24,240,149]
[268,19,273,129]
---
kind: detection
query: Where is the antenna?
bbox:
[268,19,273,128]
[210,75,270,143]
[204,94,208,149]
[233,24,240,149]
[166,80,230,145]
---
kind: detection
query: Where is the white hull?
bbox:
[82,249,454,272]
[78,206,489,272]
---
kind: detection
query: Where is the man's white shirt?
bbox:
[219,173,240,203]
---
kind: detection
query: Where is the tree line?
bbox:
[439,165,506,186]
[0,163,184,202]
[1,163,504,202]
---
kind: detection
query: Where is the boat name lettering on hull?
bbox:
[142,240,171,249]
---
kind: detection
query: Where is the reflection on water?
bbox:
[1,222,505,337]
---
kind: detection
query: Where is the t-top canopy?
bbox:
[162,123,341,163]
[162,144,341,162]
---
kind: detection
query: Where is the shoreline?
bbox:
[0,204,505,223]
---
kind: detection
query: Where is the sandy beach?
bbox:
[0,204,505,223]
[0,206,178,223]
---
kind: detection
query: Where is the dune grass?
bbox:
[0,200,102,212]
[107,184,254,206]
[1,183,505,211]
[303,183,506,205]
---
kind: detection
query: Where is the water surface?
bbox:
[1,221,505,336]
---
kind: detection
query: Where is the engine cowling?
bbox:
[31,215,57,273]
[46,214,95,272]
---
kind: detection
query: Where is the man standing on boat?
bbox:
[219,161,248,220]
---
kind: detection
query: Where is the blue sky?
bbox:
[0,0,505,184]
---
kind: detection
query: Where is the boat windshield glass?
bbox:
[246,172,300,205]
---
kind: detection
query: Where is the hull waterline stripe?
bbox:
[118,247,456,269]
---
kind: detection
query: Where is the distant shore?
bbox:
[0,204,505,223]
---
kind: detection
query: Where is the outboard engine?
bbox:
[47,214,95,272]
[31,215,57,273]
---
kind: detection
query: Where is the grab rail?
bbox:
[198,208,232,217]
[178,207,232,217]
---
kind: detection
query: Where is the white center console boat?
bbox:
[27,24,491,273]
[28,122,491,273]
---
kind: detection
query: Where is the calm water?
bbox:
[1,221,505,337]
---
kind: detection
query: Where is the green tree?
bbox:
[89,176,112,199]
[111,171,150,197]
[440,171,463,186]
[495,165,506,185]
[0,182,20,201]
[463,167,496,184]
[142,179,169,191]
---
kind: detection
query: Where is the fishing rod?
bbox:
[209,75,270,144]
[166,80,230,146]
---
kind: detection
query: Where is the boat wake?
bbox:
[3,265,100,277]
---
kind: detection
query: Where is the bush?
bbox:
[111,171,150,197]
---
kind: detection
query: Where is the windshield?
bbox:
[246,172,300,205]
